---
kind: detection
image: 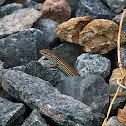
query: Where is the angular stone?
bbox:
[0,3,23,18]
[113,12,126,32]
[0,8,42,38]
[24,61,61,86]
[0,28,42,68]
[33,18,59,45]
[109,84,126,116]
[65,0,80,17]
[106,116,125,126]
[75,53,111,78]
[21,109,48,126]
[106,0,126,14]
[120,45,126,68]
[0,61,4,86]
[56,16,92,44]
[2,70,96,126]
[80,19,126,54]
[76,0,115,19]
[41,0,71,23]
[52,43,84,66]
[0,97,25,126]
[56,75,110,114]
[25,0,43,10]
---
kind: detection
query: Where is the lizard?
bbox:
[39,49,80,76]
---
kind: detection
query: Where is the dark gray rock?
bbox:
[0,3,23,18]
[52,43,84,67]
[113,13,126,32]
[76,0,116,19]
[25,0,43,10]
[0,28,48,68]
[56,75,110,114]
[65,0,80,17]
[106,116,125,126]
[0,61,4,86]
[109,84,126,116]
[33,18,59,48]
[32,0,45,3]
[24,61,61,86]
[2,70,97,126]
[120,45,126,67]
[0,8,42,38]
[21,109,48,126]
[75,53,111,78]
[106,0,126,13]
[0,97,25,126]
[0,0,6,6]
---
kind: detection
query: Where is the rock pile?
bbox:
[0,0,126,126]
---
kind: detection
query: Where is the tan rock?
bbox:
[41,0,71,24]
[80,19,126,54]
[56,16,92,44]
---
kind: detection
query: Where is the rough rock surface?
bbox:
[0,97,25,126]
[75,53,111,78]
[76,0,115,19]
[0,62,4,85]
[21,109,48,126]
[0,28,45,68]
[0,8,42,38]
[113,12,126,32]
[80,19,126,54]
[56,75,110,114]
[120,45,126,68]
[33,18,59,45]
[2,70,96,126]
[106,116,125,126]
[65,0,80,17]
[106,0,126,14]
[56,16,92,44]
[0,3,23,18]
[24,61,61,86]
[52,42,84,66]
[41,0,71,23]
[24,0,43,10]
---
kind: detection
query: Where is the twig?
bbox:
[102,9,126,126]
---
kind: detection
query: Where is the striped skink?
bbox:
[39,49,80,76]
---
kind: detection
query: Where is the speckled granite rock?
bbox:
[76,0,115,19]
[75,53,111,78]
[41,0,71,23]
[0,28,44,68]
[0,3,23,18]
[0,97,25,126]
[80,19,126,54]
[56,16,92,44]
[0,8,42,38]
[0,61,4,86]
[24,61,61,86]
[106,116,125,126]
[106,0,126,14]
[56,75,110,114]
[2,70,98,126]
[21,109,48,126]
